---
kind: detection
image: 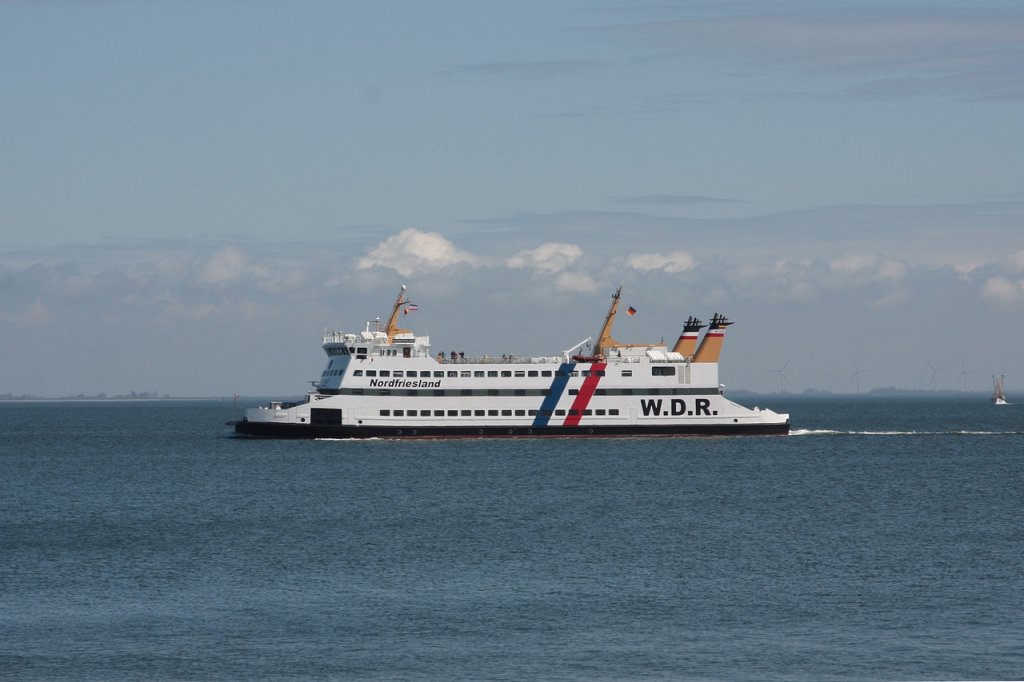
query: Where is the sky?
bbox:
[2,0,1023,398]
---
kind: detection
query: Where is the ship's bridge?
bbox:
[322,329,432,360]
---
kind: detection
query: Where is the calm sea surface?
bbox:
[2,396,1022,681]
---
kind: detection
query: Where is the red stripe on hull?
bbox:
[562,362,607,426]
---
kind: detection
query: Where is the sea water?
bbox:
[1,396,1021,681]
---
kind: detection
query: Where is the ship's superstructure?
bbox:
[232,286,790,438]
[993,374,1009,405]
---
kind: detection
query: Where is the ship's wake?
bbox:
[791,428,1024,437]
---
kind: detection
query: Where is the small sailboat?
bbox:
[992,374,1009,405]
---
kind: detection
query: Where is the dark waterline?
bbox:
[2,397,1022,680]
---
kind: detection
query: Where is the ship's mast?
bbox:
[594,286,650,356]
[594,286,623,356]
[383,284,412,343]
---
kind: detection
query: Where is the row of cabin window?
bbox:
[349,368,668,378]
[379,408,621,418]
[335,347,409,357]
[353,387,688,396]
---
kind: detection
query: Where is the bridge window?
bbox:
[652,366,676,376]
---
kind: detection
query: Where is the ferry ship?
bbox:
[232,286,790,438]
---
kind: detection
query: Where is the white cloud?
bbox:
[626,250,696,273]
[877,260,907,281]
[982,276,1024,303]
[357,228,479,276]
[507,242,582,273]
[732,259,820,302]
[828,254,905,282]
[951,260,984,280]
[555,272,598,293]
[196,246,252,285]
[829,253,876,273]
[192,246,305,293]
[870,288,912,309]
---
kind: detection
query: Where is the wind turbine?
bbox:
[851,359,867,394]
[770,361,789,394]
[958,360,971,392]
[927,361,947,392]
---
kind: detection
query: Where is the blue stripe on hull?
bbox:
[530,362,576,427]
